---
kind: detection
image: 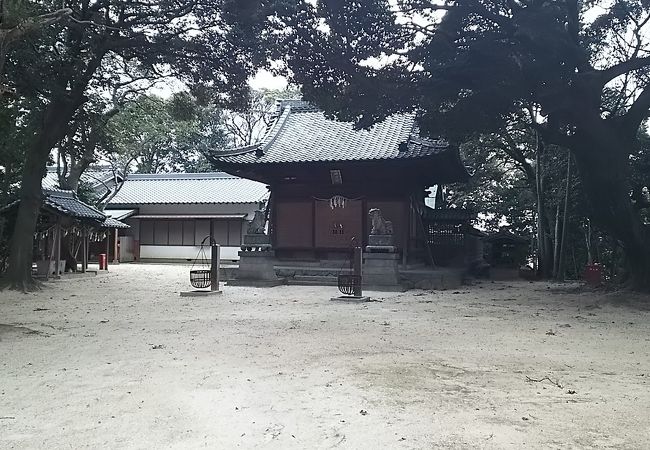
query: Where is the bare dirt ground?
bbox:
[1,264,649,449]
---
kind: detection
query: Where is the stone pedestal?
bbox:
[228,250,285,287]
[330,295,371,302]
[366,234,396,253]
[36,260,65,277]
[363,252,401,287]
[180,290,223,297]
[242,234,272,251]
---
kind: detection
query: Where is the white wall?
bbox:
[140,245,240,261]
[137,203,260,217]
[115,203,262,261]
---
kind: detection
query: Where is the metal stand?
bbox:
[332,246,370,302]
[353,246,362,297]
[181,243,222,297]
[210,244,220,291]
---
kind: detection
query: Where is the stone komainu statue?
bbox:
[247,209,267,235]
[368,208,393,235]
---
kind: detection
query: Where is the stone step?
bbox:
[276,266,352,278]
[286,275,339,286]
[276,260,352,269]
[400,268,463,290]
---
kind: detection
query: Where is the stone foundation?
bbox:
[242,234,272,251]
[363,252,401,287]
[228,250,285,287]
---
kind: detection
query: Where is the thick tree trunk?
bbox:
[557,152,571,281]
[3,95,84,290]
[535,134,554,278]
[59,161,88,192]
[553,203,560,277]
[571,135,650,291]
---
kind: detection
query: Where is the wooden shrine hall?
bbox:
[1,189,129,278]
[212,100,472,267]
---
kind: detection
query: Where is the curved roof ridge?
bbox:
[257,103,293,155]
[207,144,260,158]
[126,172,236,181]
[274,99,318,113]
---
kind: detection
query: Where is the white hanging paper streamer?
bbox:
[329,195,347,210]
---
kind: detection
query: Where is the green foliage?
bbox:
[280,0,649,139]
[448,141,537,235]
[76,179,98,205]
[0,95,39,203]
[0,206,16,273]
[1,1,296,285]
[273,0,650,287]
[105,93,227,174]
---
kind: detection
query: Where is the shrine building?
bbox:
[212,100,472,267]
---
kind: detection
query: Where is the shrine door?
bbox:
[314,198,363,248]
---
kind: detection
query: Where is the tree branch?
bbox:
[599,57,650,85]
[621,85,650,135]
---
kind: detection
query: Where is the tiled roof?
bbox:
[105,209,137,220]
[108,172,269,206]
[211,100,450,165]
[42,166,121,191]
[2,189,128,228]
[101,217,130,229]
[43,190,106,222]
[485,229,529,244]
[44,190,104,220]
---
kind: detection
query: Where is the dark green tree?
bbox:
[278,0,650,290]
[2,0,283,289]
[0,1,71,96]
[105,93,225,174]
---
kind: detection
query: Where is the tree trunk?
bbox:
[59,159,90,192]
[557,152,571,281]
[553,203,560,278]
[584,219,593,264]
[3,94,84,290]
[571,136,650,291]
[535,133,553,278]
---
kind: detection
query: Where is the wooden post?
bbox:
[45,229,51,281]
[113,228,119,263]
[81,228,87,273]
[105,231,110,270]
[210,244,220,291]
[54,221,61,279]
[353,246,362,297]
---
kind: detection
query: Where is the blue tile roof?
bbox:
[43,190,106,222]
[108,172,269,206]
[211,100,451,165]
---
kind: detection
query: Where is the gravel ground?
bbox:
[1,263,649,449]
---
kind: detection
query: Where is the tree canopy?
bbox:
[273,0,650,289]
[0,0,288,289]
